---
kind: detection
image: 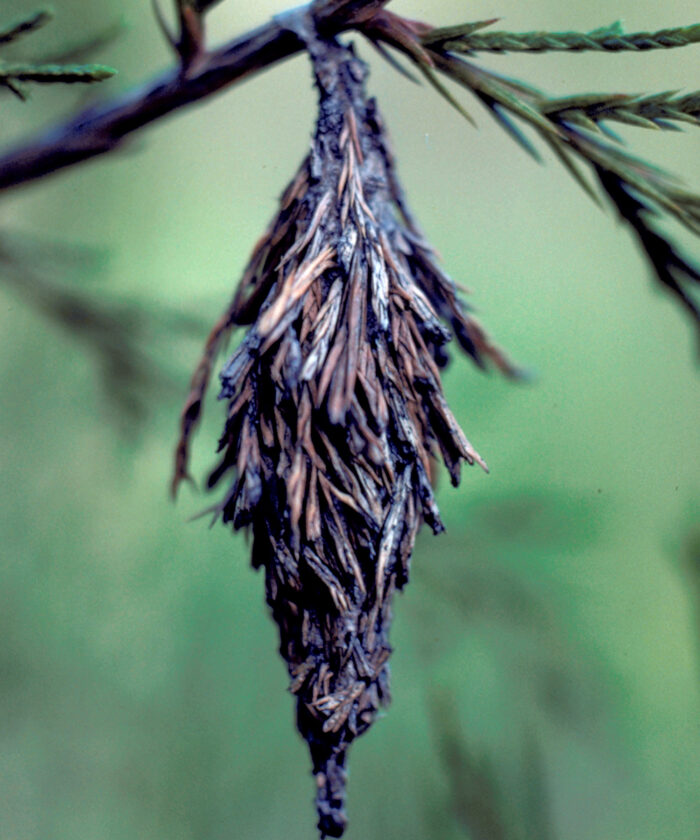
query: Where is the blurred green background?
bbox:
[1,1,698,838]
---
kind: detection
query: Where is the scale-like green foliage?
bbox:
[0,8,115,99]
[540,91,700,131]
[423,20,700,54]
[365,14,700,337]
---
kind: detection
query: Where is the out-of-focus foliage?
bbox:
[0,232,207,425]
[0,1,698,839]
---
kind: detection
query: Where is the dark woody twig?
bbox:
[0,23,298,190]
[0,1,388,192]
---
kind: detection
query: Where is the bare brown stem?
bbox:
[0,1,389,192]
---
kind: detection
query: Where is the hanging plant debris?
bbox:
[173,13,517,838]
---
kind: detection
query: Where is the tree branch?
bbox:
[0,1,388,192]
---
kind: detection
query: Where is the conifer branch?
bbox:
[423,20,700,54]
[0,8,116,100]
[360,12,700,334]
[0,2,387,190]
[0,4,696,340]
[540,91,700,132]
[0,62,116,86]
